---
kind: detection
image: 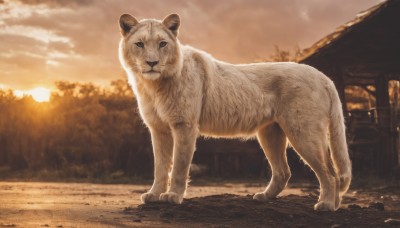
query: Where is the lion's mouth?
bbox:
[143,70,160,74]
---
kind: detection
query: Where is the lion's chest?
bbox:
[137,90,200,128]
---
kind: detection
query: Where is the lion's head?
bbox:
[119,14,182,81]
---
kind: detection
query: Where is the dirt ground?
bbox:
[0,181,399,227]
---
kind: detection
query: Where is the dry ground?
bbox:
[0,181,399,227]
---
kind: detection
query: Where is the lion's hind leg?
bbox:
[283,122,339,211]
[253,123,291,201]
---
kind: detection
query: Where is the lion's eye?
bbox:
[159,41,167,48]
[135,42,144,48]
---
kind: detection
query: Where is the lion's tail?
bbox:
[328,83,352,196]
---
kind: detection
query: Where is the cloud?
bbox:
[0,25,72,44]
[0,0,383,90]
[18,0,93,7]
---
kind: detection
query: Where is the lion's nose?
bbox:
[146,61,159,67]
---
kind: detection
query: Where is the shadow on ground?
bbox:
[124,194,400,227]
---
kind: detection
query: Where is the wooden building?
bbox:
[298,0,400,175]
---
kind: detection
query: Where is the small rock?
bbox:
[123,206,133,212]
[133,219,142,223]
[380,195,392,200]
[41,225,49,227]
[368,202,384,211]
[384,218,400,225]
[331,224,341,228]
[84,203,90,205]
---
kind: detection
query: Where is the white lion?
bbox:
[118,13,352,211]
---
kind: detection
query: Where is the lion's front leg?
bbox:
[141,128,173,203]
[159,123,198,204]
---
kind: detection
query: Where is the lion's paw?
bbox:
[141,192,160,203]
[253,192,275,201]
[314,200,336,211]
[159,192,183,204]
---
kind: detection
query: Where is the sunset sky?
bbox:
[0,0,382,91]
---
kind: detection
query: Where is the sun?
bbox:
[28,87,51,102]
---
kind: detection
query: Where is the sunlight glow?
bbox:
[13,87,51,102]
[13,90,25,98]
[28,87,51,102]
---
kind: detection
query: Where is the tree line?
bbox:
[0,80,157,179]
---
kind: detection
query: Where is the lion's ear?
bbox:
[162,14,180,36]
[119,14,139,36]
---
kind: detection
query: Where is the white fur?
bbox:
[118,14,352,211]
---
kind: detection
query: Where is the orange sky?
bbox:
[0,0,383,90]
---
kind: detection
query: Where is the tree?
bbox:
[269,45,302,62]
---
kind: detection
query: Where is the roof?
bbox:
[298,0,400,85]
[298,0,393,62]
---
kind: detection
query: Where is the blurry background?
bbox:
[0,0,391,181]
